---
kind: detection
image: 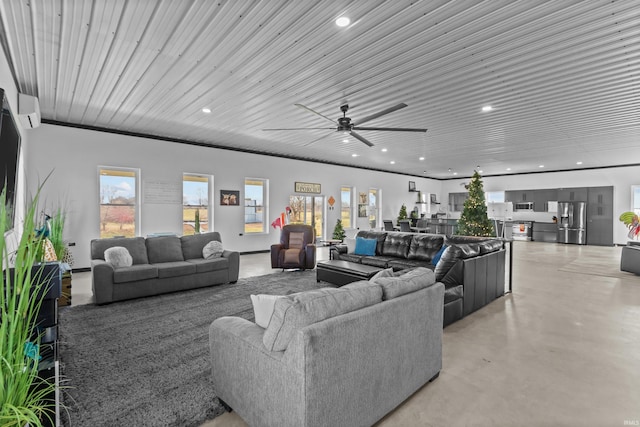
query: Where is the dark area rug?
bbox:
[58,270,326,427]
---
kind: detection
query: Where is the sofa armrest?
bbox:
[91,259,115,305]
[223,250,240,282]
[209,317,304,425]
[621,245,640,274]
[270,243,284,268]
[305,243,316,268]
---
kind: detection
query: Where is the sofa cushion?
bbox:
[288,232,305,249]
[146,236,185,263]
[477,240,503,254]
[104,246,133,268]
[434,243,481,281]
[113,264,158,284]
[263,286,383,352]
[91,237,149,265]
[185,257,229,273]
[381,233,413,258]
[360,256,396,268]
[338,253,365,263]
[371,267,436,300]
[354,237,377,256]
[250,294,285,328]
[388,258,434,271]
[203,240,224,259]
[356,230,387,255]
[154,261,197,278]
[444,283,464,304]
[408,234,444,262]
[181,232,222,260]
[370,267,395,281]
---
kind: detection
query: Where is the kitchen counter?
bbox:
[532,222,557,242]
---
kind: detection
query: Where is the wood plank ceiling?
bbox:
[1,0,638,179]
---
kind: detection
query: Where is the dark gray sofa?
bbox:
[332,230,506,326]
[90,232,239,304]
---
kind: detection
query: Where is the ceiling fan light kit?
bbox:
[264,102,427,147]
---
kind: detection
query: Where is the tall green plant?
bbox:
[0,186,57,426]
[48,207,66,260]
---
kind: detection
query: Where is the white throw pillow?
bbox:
[250,294,284,328]
[202,240,224,259]
[344,238,356,253]
[104,246,133,268]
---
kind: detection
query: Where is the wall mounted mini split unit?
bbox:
[18,93,41,129]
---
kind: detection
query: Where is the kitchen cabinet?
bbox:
[586,186,613,246]
[532,222,558,242]
[557,187,587,202]
[532,189,558,212]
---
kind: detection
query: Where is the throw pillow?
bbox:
[344,238,356,253]
[354,237,377,256]
[202,240,224,259]
[431,244,448,266]
[250,294,284,328]
[288,232,305,249]
[104,246,133,268]
[370,267,395,281]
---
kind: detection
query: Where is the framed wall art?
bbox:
[220,190,240,206]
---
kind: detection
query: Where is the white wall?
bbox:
[441,168,639,245]
[25,123,440,268]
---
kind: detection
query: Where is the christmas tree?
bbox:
[397,204,408,225]
[332,219,346,241]
[457,171,495,236]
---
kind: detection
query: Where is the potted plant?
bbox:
[0,186,57,426]
[397,204,408,225]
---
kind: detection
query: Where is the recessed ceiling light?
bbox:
[419,157,425,161]
[335,16,350,27]
[342,139,349,143]
[539,165,545,168]
[506,167,511,171]
[482,105,493,112]
[351,153,358,157]
[390,161,395,164]
[453,172,458,176]
[202,107,211,113]
[381,148,388,152]
[576,161,583,165]
[478,170,483,174]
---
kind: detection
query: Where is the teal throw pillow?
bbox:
[354,237,377,256]
[431,244,448,266]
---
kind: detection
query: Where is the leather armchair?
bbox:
[271,224,316,270]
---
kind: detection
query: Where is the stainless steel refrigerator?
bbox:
[557,201,587,244]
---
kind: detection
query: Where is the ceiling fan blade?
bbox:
[349,130,374,147]
[303,131,335,146]
[353,126,427,133]
[355,103,408,125]
[262,127,334,131]
[294,104,335,124]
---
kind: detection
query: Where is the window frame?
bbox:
[182,173,212,235]
[340,186,355,229]
[244,177,269,234]
[98,166,140,238]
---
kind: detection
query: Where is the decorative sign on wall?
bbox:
[143,180,182,204]
[295,181,321,194]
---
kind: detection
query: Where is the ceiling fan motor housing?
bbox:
[337,116,352,131]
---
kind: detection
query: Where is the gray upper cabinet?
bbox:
[586,186,613,246]
[532,189,558,212]
[557,187,588,202]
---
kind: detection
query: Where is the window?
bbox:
[245,178,268,233]
[485,191,505,203]
[633,185,640,216]
[99,167,138,238]
[340,186,353,228]
[183,174,211,235]
[369,188,380,229]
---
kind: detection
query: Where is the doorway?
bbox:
[289,195,324,240]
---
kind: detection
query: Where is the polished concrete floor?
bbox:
[73,242,640,426]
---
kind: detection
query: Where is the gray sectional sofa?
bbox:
[332,230,506,326]
[209,267,444,427]
[90,232,239,304]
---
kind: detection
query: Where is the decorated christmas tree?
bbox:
[332,219,346,241]
[457,171,495,236]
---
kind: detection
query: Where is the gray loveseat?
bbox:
[332,230,506,326]
[90,232,239,304]
[209,268,444,427]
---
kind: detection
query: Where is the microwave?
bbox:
[514,201,534,211]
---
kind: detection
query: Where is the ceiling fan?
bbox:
[263,102,427,147]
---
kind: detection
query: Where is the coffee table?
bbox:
[316,260,383,286]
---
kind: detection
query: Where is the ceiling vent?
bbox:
[18,93,41,129]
